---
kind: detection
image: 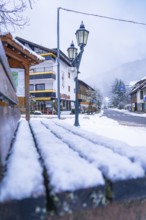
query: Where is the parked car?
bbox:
[31,110,42,115]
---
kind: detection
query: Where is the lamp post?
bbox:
[67,21,89,126]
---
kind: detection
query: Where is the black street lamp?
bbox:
[67,21,89,126]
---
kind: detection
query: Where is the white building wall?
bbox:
[30,79,54,90]
[30,59,56,91]
[30,56,75,102]
[54,59,75,101]
[30,60,54,72]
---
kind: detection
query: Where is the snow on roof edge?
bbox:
[1,32,45,62]
[13,37,45,61]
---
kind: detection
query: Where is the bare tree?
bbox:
[0,0,35,32]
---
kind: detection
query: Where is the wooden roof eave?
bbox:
[0,34,43,68]
[4,46,28,65]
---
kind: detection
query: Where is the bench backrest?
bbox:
[0,40,20,172]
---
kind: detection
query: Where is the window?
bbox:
[35,84,45,91]
[62,72,65,88]
[29,84,34,91]
[140,90,143,100]
[68,86,70,92]
[68,72,70,78]
[32,92,56,98]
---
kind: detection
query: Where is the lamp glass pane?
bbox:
[67,47,77,60]
[68,48,74,59]
[76,30,89,46]
[76,30,84,46]
[83,31,89,45]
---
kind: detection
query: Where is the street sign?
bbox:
[120,85,125,91]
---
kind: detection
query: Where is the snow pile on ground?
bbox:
[0,120,45,202]
[30,119,104,193]
[112,108,146,117]
[62,111,146,146]
[42,119,144,181]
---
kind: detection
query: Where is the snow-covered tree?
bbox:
[111,78,127,108]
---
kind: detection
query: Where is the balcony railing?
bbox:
[30,66,54,73]
[30,90,56,99]
[30,72,56,80]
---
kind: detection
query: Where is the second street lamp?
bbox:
[67,21,89,126]
[67,41,78,62]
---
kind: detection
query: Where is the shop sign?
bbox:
[60,93,70,99]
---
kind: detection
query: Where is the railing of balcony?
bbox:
[30,90,56,98]
[78,94,92,101]
[30,66,54,73]
[30,73,56,80]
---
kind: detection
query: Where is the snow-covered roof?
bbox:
[0,33,45,65]
[129,78,146,94]
[16,36,71,66]
[13,37,45,61]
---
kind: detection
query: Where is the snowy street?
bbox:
[0,110,146,205]
[103,108,146,127]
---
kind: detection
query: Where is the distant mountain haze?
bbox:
[85,59,146,96]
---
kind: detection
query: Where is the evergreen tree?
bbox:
[111,78,127,108]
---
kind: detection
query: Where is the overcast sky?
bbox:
[14,0,146,84]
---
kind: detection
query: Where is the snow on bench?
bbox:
[30,119,104,193]
[41,119,144,182]
[1,118,146,218]
[53,120,146,171]
[0,119,45,203]
[30,119,105,215]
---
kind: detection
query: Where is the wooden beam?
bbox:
[24,65,30,121]
[1,36,41,64]
[3,46,31,66]
[7,57,24,69]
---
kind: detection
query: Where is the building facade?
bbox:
[16,37,76,114]
[130,78,146,112]
[78,80,96,113]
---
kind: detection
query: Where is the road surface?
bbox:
[102,109,146,127]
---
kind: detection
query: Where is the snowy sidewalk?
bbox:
[0,117,146,218]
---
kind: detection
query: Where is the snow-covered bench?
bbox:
[1,118,146,220]
[29,119,105,215]
[0,120,46,220]
[41,119,146,202]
